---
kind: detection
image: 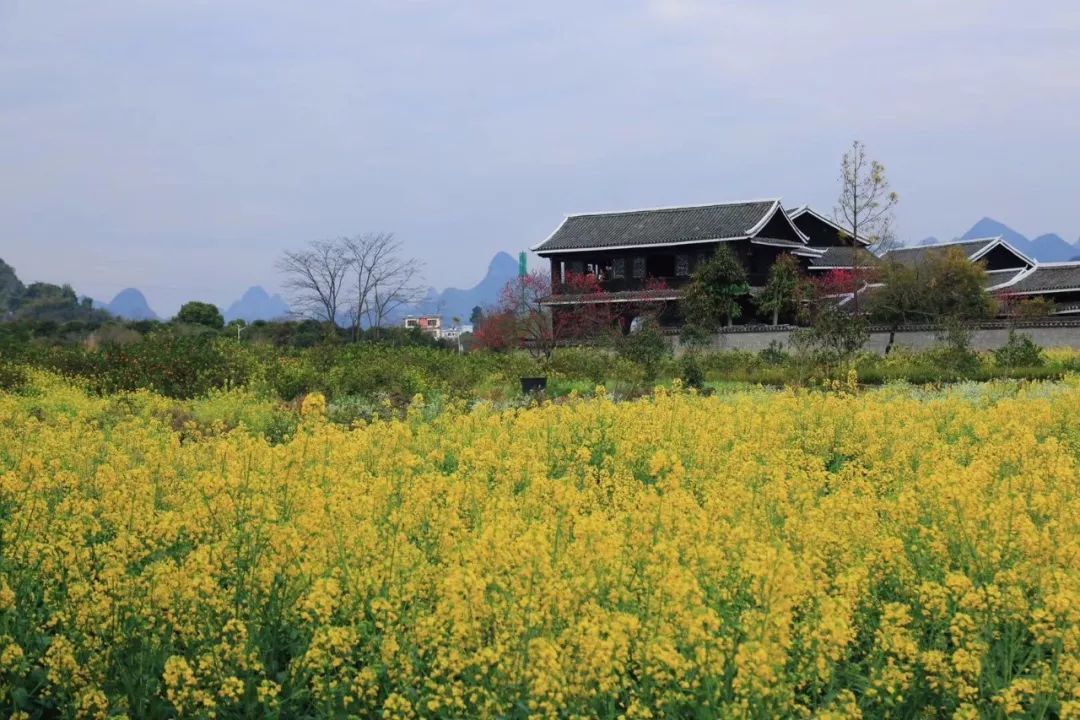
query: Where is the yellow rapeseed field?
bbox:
[2,375,1080,718]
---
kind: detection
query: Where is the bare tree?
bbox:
[276,239,351,329]
[834,140,898,313]
[342,233,394,339]
[280,233,424,339]
[364,251,425,335]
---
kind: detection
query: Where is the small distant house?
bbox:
[532,199,823,329]
[439,323,473,341]
[404,315,442,338]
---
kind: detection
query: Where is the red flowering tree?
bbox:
[994,290,1055,320]
[810,266,882,316]
[473,270,615,356]
[813,268,859,299]
[471,309,518,351]
[617,277,673,334]
[551,272,617,345]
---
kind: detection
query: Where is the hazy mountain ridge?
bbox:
[224,286,290,323]
[415,251,518,322]
[3,251,523,327]
[959,217,1080,262]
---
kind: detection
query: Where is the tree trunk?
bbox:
[885,327,896,356]
[772,307,779,326]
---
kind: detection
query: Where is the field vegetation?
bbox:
[1,325,1078,411]
[1,372,1080,717]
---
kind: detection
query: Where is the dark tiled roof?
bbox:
[881,239,997,267]
[752,237,820,253]
[540,288,683,306]
[1007,264,1080,294]
[787,206,871,246]
[807,246,878,268]
[984,268,1029,290]
[533,200,778,253]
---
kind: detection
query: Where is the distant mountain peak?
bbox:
[105,288,159,320]
[488,251,518,272]
[412,251,519,322]
[224,285,290,323]
[961,217,1023,243]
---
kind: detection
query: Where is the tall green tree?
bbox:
[757,253,805,326]
[176,301,224,329]
[681,245,749,338]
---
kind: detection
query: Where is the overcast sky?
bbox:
[2,1,1079,315]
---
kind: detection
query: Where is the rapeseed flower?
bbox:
[1,378,1080,717]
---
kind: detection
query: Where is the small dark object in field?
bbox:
[520,377,547,395]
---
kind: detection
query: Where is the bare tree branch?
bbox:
[364,250,425,333]
[834,140,900,313]
[279,232,425,338]
[276,238,350,328]
[343,233,395,338]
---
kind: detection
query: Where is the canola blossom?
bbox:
[2,378,1080,718]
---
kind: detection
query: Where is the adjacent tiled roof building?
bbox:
[807,246,879,270]
[1001,263,1080,294]
[532,200,814,254]
[881,238,1005,267]
[531,198,1080,325]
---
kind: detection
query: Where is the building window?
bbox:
[676,254,690,277]
[632,256,646,279]
[612,258,626,279]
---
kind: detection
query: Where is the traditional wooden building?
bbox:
[879,237,1035,291]
[532,199,821,327]
[787,206,877,273]
[990,262,1080,314]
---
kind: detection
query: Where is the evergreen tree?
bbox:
[176,301,225,329]
[681,246,749,338]
[757,253,804,326]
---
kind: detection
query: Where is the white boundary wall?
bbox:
[667,322,1080,355]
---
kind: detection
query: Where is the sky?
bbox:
[2,0,1079,316]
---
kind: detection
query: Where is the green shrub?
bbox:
[546,347,611,384]
[678,353,705,389]
[0,361,27,392]
[758,340,791,366]
[617,323,670,383]
[923,321,980,376]
[994,331,1044,368]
